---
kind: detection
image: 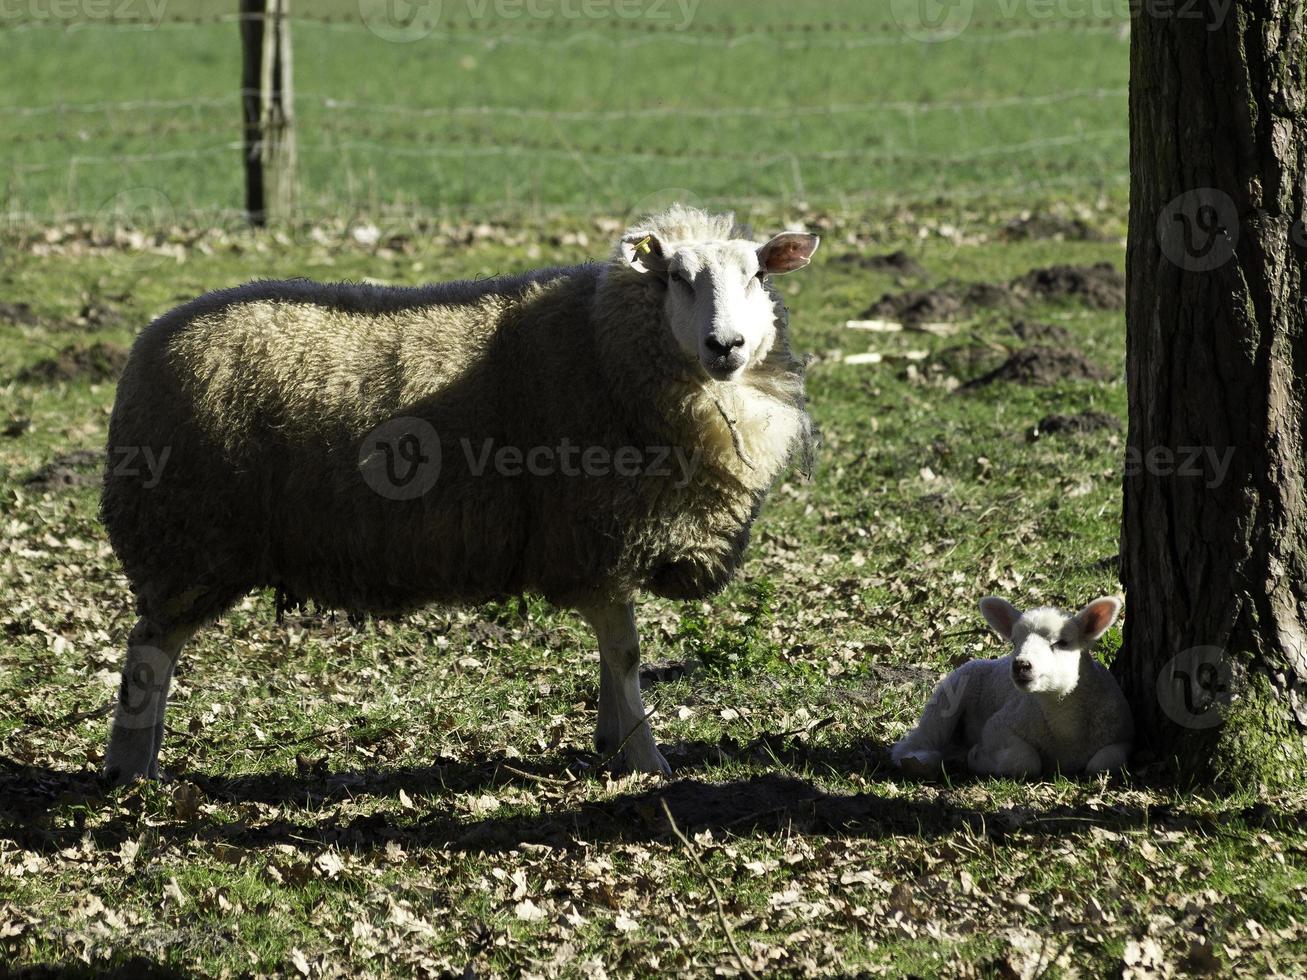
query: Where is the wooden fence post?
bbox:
[241,0,295,226]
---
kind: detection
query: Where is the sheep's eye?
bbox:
[670,271,691,288]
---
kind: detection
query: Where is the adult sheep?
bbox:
[101,205,819,783]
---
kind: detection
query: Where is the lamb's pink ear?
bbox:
[1073,597,1122,641]
[979,597,1022,641]
[758,233,820,275]
[621,232,669,275]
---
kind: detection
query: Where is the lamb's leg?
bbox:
[1085,742,1131,775]
[968,731,1041,779]
[104,617,196,785]
[580,601,670,775]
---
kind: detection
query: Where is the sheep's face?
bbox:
[622,231,820,382]
[978,596,1122,697]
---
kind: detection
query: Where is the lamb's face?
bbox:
[621,228,819,383]
[978,596,1123,697]
[1007,609,1086,696]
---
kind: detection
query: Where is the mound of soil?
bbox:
[963,346,1111,389]
[15,341,128,384]
[1010,319,1072,344]
[1037,410,1123,435]
[832,249,927,278]
[864,287,967,324]
[862,263,1126,325]
[1010,262,1125,310]
[929,342,1010,379]
[24,449,102,490]
[1000,214,1107,242]
[0,301,41,326]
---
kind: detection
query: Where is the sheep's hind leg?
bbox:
[103,617,197,785]
[581,601,670,775]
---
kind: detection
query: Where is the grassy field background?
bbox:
[2,1,1306,978]
[3,0,1131,221]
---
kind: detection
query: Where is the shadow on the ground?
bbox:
[8,741,1294,861]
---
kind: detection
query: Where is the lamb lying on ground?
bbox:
[99,205,820,784]
[892,596,1133,778]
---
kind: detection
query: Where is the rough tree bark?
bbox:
[1123,0,1307,786]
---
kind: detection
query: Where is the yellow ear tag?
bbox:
[634,236,653,256]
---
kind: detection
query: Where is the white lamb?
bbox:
[892,596,1133,778]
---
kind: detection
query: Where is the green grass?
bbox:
[1,2,1304,976]
[2,0,1131,221]
[1,194,1305,977]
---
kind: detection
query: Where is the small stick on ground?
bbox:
[661,799,759,980]
[499,763,576,787]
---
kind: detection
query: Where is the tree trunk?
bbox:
[1122,0,1307,787]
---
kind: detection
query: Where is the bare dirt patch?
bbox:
[15,341,128,384]
[1036,410,1123,435]
[863,263,1126,324]
[1000,213,1108,242]
[962,346,1111,389]
[1008,263,1125,310]
[1010,319,1073,345]
[23,449,102,490]
[832,250,928,279]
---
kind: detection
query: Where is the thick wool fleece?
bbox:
[101,210,811,628]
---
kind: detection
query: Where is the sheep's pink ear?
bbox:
[758,233,820,275]
[1073,597,1122,641]
[979,597,1021,641]
[621,232,669,275]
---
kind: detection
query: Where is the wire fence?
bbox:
[0,3,1133,230]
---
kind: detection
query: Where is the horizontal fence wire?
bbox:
[0,8,1131,227]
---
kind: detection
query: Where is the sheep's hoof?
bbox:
[614,745,672,777]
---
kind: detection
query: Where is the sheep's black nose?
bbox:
[705,333,745,358]
[1013,659,1034,681]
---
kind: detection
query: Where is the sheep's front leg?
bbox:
[1085,742,1131,775]
[104,618,195,785]
[580,601,670,775]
